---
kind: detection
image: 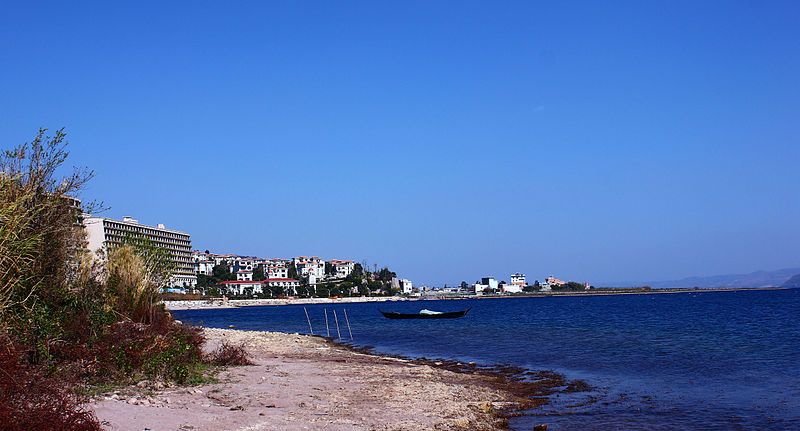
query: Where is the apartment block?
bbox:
[84,216,196,287]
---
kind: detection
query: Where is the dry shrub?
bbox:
[161,292,207,301]
[49,318,206,385]
[206,341,254,366]
[0,337,101,431]
[90,320,206,384]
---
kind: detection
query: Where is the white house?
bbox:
[399,278,413,294]
[236,270,253,281]
[194,260,214,276]
[219,280,264,296]
[481,277,498,290]
[510,273,526,287]
[295,257,325,281]
[263,278,301,295]
[328,259,355,279]
[210,254,236,267]
[230,257,254,273]
[267,266,288,279]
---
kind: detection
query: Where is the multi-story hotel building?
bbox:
[84,216,197,287]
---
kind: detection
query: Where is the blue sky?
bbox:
[2,1,799,285]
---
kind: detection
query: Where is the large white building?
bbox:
[399,278,413,294]
[294,256,326,281]
[84,216,196,287]
[510,273,526,287]
[328,259,355,279]
[194,260,214,276]
[267,266,288,279]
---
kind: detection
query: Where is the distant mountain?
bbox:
[781,274,800,288]
[606,267,800,289]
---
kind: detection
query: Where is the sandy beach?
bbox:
[91,328,533,431]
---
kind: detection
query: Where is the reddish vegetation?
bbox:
[206,341,254,366]
[60,318,206,385]
[0,337,101,431]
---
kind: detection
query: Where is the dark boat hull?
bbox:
[379,308,471,319]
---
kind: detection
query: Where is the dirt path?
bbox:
[91,328,524,431]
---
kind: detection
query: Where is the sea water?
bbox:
[173,289,800,430]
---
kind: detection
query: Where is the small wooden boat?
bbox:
[379,307,471,319]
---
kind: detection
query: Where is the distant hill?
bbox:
[607,267,800,289]
[781,274,800,288]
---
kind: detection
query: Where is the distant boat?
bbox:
[379,307,471,319]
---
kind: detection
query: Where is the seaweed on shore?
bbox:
[321,337,596,418]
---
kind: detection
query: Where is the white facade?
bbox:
[501,283,522,293]
[268,258,290,268]
[399,278,413,294]
[267,266,288,279]
[510,273,526,287]
[219,278,300,296]
[295,257,325,280]
[194,260,214,276]
[472,283,488,294]
[230,257,254,273]
[219,280,263,296]
[481,277,498,290]
[210,254,236,267]
[236,270,253,281]
[328,259,355,279]
[84,216,196,287]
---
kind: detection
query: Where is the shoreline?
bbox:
[91,327,564,431]
[164,287,788,311]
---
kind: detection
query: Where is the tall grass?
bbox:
[0,128,96,337]
[106,243,171,324]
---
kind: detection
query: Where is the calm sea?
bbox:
[173,289,800,430]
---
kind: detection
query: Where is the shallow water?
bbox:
[174,289,800,430]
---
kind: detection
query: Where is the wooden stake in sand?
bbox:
[333,310,342,339]
[343,309,353,341]
[304,307,314,335]
[325,308,330,337]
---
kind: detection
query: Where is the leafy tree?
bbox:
[325,262,336,276]
[197,274,216,288]
[368,279,383,292]
[553,281,586,292]
[213,263,235,281]
[460,281,468,289]
[252,267,265,281]
[377,267,395,282]
[288,262,299,280]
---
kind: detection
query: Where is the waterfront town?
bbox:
[84,214,592,299]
